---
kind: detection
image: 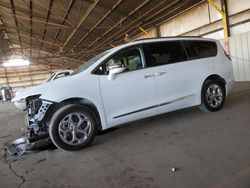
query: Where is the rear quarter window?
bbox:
[183,40,217,60]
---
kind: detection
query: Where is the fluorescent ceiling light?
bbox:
[3,58,30,67]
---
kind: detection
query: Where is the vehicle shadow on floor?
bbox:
[92,107,200,146]
[92,87,250,148]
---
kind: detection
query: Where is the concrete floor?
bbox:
[0,82,250,188]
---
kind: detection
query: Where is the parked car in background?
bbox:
[44,70,73,83]
[12,37,235,151]
[14,70,72,109]
[0,86,13,102]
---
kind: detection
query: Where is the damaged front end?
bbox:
[5,95,53,156]
[26,95,52,137]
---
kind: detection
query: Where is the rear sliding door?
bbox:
[143,40,201,114]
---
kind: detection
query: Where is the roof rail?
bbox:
[132,36,203,42]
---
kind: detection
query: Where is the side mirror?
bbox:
[108,65,125,80]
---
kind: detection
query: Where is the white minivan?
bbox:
[13,37,235,151]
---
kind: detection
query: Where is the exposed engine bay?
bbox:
[5,96,53,156]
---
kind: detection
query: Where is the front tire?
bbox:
[200,79,226,112]
[49,104,97,151]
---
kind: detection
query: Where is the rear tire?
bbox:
[49,104,97,151]
[199,79,225,112]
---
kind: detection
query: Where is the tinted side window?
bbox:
[95,48,143,75]
[183,41,217,60]
[143,41,187,67]
[106,48,142,72]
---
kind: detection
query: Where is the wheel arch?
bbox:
[202,74,226,90]
[47,97,103,131]
[200,74,226,102]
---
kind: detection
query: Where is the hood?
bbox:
[12,83,49,102]
[12,74,79,102]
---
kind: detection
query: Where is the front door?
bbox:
[98,47,158,127]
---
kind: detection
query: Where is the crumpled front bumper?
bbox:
[5,98,54,156]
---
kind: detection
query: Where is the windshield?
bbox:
[70,50,110,75]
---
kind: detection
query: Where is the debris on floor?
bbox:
[171,167,177,172]
[5,135,52,156]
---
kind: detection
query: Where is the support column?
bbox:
[208,0,230,56]
[221,0,230,55]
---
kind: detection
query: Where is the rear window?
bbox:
[183,41,217,60]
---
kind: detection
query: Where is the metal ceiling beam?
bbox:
[76,1,207,62]
[0,6,72,28]
[75,0,174,61]
[0,54,75,62]
[29,0,32,58]
[10,0,23,56]
[80,0,183,60]
[6,16,64,57]
[140,0,187,29]
[129,0,202,41]
[0,10,17,56]
[118,5,186,45]
[6,29,62,45]
[47,0,99,67]
[17,33,61,46]
[65,0,123,56]
[5,16,65,45]
[71,0,150,61]
[1,0,205,68]
[34,0,75,26]
[118,0,189,43]
[57,0,99,55]
[83,0,126,17]
[58,0,75,24]
[38,0,54,55]
[48,0,75,52]
[11,39,60,52]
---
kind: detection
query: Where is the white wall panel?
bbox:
[229,31,250,81]
[228,0,250,15]
[231,22,250,36]
[203,30,224,39]
[160,3,209,36]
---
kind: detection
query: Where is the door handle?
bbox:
[144,74,155,79]
[155,72,167,77]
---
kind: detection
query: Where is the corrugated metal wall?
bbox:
[229,31,250,81]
